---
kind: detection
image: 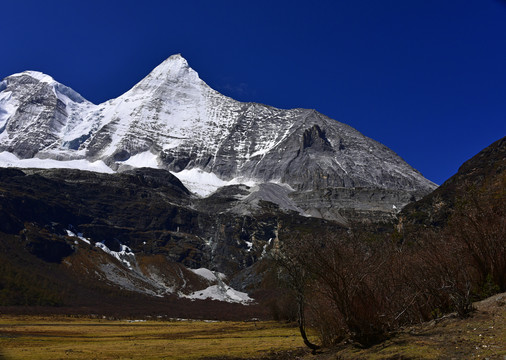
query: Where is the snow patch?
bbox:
[190,268,218,282]
[261,238,273,258]
[0,90,16,130]
[0,152,113,173]
[162,138,184,150]
[120,151,159,168]
[185,267,250,304]
[183,284,252,304]
[245,241,253,252]
[190,268,227,282]
[65,229,91,244]
[95,241,135,270]
[170,168,228,196]
[170,168,258,197]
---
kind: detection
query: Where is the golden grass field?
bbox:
[0,316,304,360]
[1,293,505,360]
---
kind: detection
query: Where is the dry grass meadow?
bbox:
[0,316,305,360]
[1,293,505,360]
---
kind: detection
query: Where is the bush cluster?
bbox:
[273,182,505,347]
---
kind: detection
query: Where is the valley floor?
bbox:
[0,317,305,360]
[0,293,504,360]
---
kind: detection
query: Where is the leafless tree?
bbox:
[273,233,321,353]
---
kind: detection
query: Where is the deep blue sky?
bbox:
[1,0,505,184]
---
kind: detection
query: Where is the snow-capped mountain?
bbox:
[0,70,95,158]
[0,55,443,308]
[0,54,436,219]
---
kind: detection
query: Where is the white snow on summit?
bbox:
[9,71,55,84]
[0,53,437,200]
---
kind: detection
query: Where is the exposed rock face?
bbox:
[0,54,436,222]
[0,167,338,277]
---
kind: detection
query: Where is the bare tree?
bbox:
[273,233,321,353]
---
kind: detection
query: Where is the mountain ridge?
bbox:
[0,54,436,221]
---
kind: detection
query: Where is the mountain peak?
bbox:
[167,53,188,64]
[8,71,55,85]
[144,53,201,85]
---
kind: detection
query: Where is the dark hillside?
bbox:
[0,166,344,316]
[399,136,505,228]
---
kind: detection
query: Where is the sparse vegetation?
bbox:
[307,292,506,359]
[272,176,505,348]
[0,234,67,307]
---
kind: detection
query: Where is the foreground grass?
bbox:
[2,294,504,360]
[0,316,304,360]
